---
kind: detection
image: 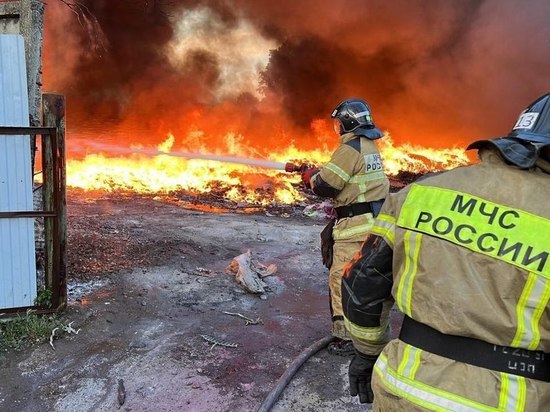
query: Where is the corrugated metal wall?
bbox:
[0,34,37,308]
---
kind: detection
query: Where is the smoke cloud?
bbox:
[43,0,550,153]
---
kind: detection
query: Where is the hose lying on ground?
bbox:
[256,335,337,412]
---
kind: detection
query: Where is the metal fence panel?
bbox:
[0,34,37,309]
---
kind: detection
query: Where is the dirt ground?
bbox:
[0,189,405,412]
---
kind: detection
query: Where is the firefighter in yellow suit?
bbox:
[302,98,390,356]
[342,92,550,409]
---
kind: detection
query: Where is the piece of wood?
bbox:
[42,93,66,309]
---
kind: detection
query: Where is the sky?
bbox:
[42,0,550,153]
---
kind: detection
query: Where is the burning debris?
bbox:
[226,250,277,294]
[65,135,470,206]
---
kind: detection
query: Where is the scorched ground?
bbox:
[0,188,410,411]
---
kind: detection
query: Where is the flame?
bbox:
[379,135,471,175]
[65,133,328,206]
[64,131,471,206]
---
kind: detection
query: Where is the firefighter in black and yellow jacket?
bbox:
[302,98,390,356]
[341,92,550,410]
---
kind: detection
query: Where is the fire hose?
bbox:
[255,335,336,412]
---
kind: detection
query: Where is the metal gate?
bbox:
[0,34,37,308]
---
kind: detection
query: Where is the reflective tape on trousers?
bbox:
[397,184,550,278]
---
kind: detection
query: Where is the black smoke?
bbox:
[44,0,550,150]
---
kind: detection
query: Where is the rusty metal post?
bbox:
[42,94,66,309]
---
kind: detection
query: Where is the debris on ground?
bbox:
[226,250,277,294]
[222,311,263,325]
[302,200,335,220]
[200,334,239,350]
[117,379,126,408]
[49,321,81,350]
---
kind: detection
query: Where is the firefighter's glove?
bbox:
[301,167,319,188]
[348,350,378,404]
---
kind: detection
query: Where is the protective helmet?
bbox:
[507,92,550,144]
[467,92,550,168]
[331,98,383,140]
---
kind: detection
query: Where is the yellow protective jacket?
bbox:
[342,148,550,411]
[310,132,390,340]
[310,132,389,242]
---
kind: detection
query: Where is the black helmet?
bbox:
[507,92,550,144]
[467,92,550,168]
[331,98,383,140]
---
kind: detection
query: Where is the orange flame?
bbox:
[379,135,471,175]
[65,132,471,205]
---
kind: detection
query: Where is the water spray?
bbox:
[84,141,287,171]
